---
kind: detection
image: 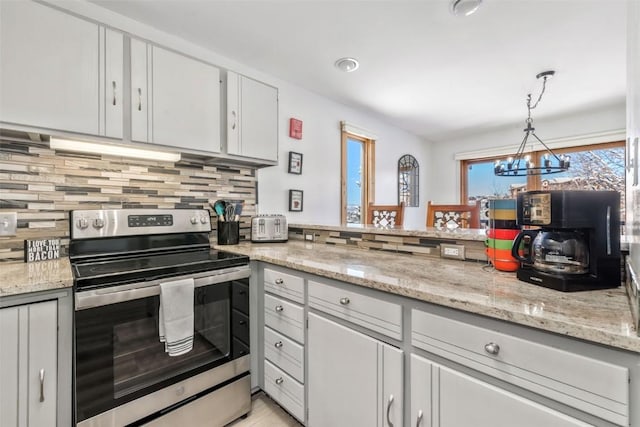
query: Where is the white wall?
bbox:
[429,103,626,202]
[257,82,430,229]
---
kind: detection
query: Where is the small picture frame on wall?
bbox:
[288,151,303,174]
[289,189,303,212]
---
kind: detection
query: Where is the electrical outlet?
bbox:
[304,233,315,241]
[441,243,465,260]
[0,212,18,236]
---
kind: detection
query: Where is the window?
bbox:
[398,154,419,207]
[341,131,375,224]
[461,141,626,225]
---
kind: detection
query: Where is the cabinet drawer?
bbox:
[264,360,304,422]
[264,268,304,304]
[411,309,629,426]
[308,280,402,340]
[264,294,304,343]
[264,326,304,383]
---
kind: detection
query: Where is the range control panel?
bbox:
[70,209,211,239]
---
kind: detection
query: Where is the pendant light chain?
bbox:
[494,71,570,177]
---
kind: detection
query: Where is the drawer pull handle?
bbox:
[39,369,45,402]
[275,377,284,385]
[339,297,350,305]
[484,342,500,355]
[112,81,117,106]
[274,341,283,348]
[416,410,423,427]
[386,394,394,427]
[239,320,247,325]
[275,305,284,312]
[275,278,284,285]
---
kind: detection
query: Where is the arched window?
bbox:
[398,154,419,207]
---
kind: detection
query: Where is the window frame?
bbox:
[460,140,625,203]
[341,131,375,224]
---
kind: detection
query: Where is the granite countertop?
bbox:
[218,240,640,353]
[0,258,74,297]
[290,223,488,241]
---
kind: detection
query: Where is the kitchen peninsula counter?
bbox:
[0,258,73,296]
[218,240,640,353]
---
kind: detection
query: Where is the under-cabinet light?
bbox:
[49,138,181,162]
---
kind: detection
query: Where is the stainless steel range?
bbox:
[69,209,251,427]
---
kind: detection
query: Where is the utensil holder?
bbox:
[217,221,239,245]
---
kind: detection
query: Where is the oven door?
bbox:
[74,269,250,424]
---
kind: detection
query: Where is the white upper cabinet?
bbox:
[152,46,220,153]
[130,40,221,153]
[227,71,278,162]
[0,1,122,137]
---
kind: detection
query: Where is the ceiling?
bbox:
[90,0,627,142]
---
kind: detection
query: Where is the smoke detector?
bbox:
[450,0,483,17]
[335,57,360,73]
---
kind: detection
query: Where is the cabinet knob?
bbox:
[275,305,284,312]
[339,297,350,305]
[39,369,45,402]
[484,342,500,355]
[275,377,284,385]
[416,410,424,427]
[275,278,284,285]
[274,341,283,348]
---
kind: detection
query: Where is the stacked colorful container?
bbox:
[486,199,521,272]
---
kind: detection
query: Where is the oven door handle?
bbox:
[75,266,250,310]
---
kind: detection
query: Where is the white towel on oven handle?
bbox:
[159,277,195,357]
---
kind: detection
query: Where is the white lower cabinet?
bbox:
[0,300,57,427]
[410,354,591,427]
[307,312,403,427]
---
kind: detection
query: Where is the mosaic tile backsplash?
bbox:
[0,132,257,262]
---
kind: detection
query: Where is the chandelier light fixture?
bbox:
[494,70,571,177]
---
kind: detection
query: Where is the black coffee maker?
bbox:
[511,190,620,292]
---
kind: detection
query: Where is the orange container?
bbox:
[485,247,521,272]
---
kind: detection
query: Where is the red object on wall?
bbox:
[289,118,303,139]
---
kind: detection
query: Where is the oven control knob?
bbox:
[77,218,88,229]
[200,216,208,224]
[93,218,105,229]
[190,217,198,225]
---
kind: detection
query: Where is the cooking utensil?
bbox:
[212,200,227,221]
[225,204,236,222]
[233,203,243,221]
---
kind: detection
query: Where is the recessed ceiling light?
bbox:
[450,0,483,17]
[335,57,360,73]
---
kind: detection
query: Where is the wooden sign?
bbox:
[24,238,61,262]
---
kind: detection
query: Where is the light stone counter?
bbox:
[218,240,640,353]
[0,258,73,296]
[290,223,488,241]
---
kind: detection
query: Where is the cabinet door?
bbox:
[27,301,58,427]
[151,46,220,153]
[411,354,434,427]
[239,76,278,161]
[130,38,151,143]
[103,28,124,138]
[382,344,403,427]
[308,313,379,427]
[226,71,241,155]
[0,1,100,135]
[0,306,23,426]
[440,366,592,427]
[0,301,57,427]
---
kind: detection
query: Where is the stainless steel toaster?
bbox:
[251,215,288,242]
